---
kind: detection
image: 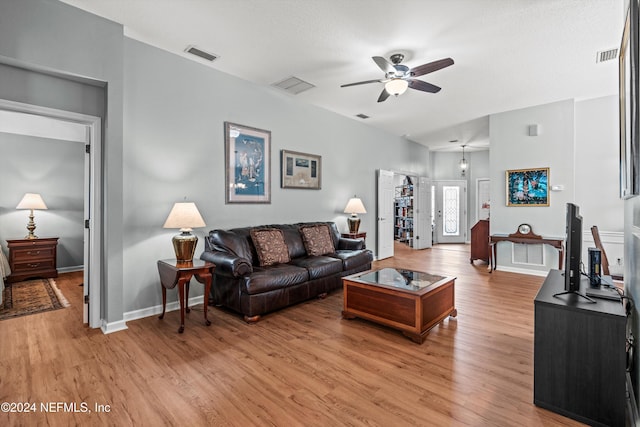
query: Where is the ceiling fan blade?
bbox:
[408,79,441,93]
[372,56,395,74]
[340,79,383,88]
[377,89,391,102]
[410,58,454,77]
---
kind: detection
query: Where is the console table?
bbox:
[534,269,626,426]
[489,228,563,272]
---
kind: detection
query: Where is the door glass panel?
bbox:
[442,186,459,236]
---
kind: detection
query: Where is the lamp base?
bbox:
[347,215,361,234]
[172,231,198,262]
[25,210,38,239]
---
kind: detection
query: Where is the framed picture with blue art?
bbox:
[224,122,271,203]
[506,167,549,207]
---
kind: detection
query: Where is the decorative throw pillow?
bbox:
[250,228,291,267]
[300,224,335,256]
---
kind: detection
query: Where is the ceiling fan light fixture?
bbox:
[385,79,409,96]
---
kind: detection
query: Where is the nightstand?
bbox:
[6,237,59,283]
[157,259,215,333]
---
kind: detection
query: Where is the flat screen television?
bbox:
[564,202,582,292]
[554,203,594,302]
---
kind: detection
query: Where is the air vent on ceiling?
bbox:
[596,48,618,63]
[184,45,218,62]
[356,113,370,119]
[271,76,315,95]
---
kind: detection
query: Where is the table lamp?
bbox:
[16,193,48,239]
[163,202,206,262]
[344,197,366,234]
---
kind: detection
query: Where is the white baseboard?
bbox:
[123,295,205,322]
[101,319,128,334]
[99,295,204,334]
[494,265,550,277]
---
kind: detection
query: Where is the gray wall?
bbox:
[122,38,431,313]
[575,95,624,232]
[0,133,84,269]
[489,96,622,274]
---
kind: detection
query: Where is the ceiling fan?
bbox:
[340,53,454,102]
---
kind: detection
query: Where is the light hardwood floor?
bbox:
[0,243,583,426]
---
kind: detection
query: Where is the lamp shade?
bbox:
[163,202,206,231]
[16,193,48,210]
[385,79,409,96]
[344,198,366,214]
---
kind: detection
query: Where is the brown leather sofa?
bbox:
[200,221,373,322]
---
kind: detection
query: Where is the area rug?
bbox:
[0,278,69,320]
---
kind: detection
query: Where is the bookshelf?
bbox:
[395,184,414,247]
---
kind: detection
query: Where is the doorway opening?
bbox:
[0,99,103,328]
[377,170,432,260]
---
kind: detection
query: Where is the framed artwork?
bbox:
[280,149,322,189]
[506,168,549,207]
[224,122,271,204]
[619,0,640,199]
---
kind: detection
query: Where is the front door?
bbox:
[434,180,467,244]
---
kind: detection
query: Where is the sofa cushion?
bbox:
[250,228,291,267]
[290,256,343,280]
[300,224,335,256]
[279,224,307,259]
[330,249,374,271]
[243,264,309,294]
[209,229,255,262]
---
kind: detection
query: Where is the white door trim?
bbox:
[0,99,103,328]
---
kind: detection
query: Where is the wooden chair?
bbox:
[590,225,622,280]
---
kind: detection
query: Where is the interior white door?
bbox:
[413,176,432,249]
[377,169,395,260]
[434,180,467,244]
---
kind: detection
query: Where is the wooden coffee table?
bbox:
[342,267,457,344]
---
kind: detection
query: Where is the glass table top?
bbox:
[351,268,446,292]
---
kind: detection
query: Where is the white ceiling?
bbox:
[59,0,623,152]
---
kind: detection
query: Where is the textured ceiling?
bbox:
[60,0,624,152]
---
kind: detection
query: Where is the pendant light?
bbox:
[459,145,468,176]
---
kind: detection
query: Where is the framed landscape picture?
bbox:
[224,122,271,203]
[281,149,321,189]
[506,167,549,207]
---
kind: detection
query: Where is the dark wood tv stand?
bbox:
[534,269,626,426]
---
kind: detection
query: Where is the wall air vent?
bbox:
[271,76,315,95]
[356,114,370,119]
[596,48,618,63]
[184,45,218,62]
